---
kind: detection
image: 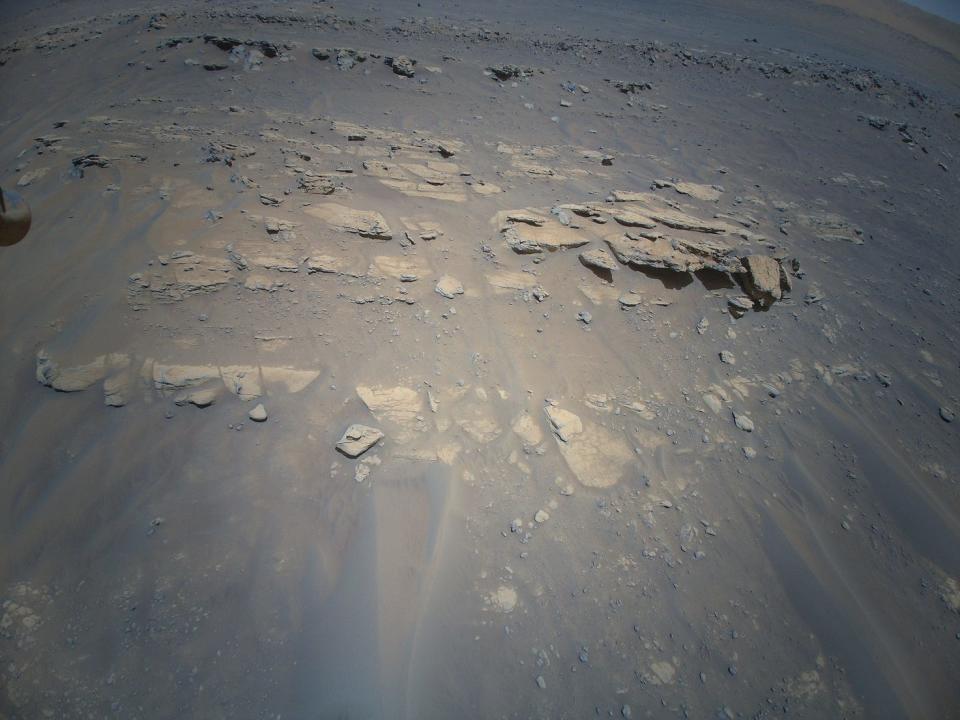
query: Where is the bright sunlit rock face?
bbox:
[1,0,959,718]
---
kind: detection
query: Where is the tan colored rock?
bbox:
[556,422,635,488]
[337,424,384,457]
[260,367,321,394]
[742,255,786,308]
[175,387,219,408]
[304,203,392,239]
[544,405,583,442]
[356,385,424,442]
[220,365,262,400]
[606,234,742,274]
[648,210,728,234]
[36,352,107,392]
[612,211,656,228]
[153,364,220,392]
[502,222,589,254]
[435,275,464,299]
[579,248,618,272]
[512,413,544,445]
[674,182,722,202]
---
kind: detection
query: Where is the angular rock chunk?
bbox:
[337,424,384,457]
[579,248,618,272]
[741,255,788,308]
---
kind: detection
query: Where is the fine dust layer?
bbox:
[1,0,959,718]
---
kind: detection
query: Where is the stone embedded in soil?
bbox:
[733,411,755,432]
[544,405,583,442]
[336,424,384,457]
[304,203,392,239]
[435,275,464,299]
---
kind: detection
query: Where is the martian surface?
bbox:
[1,0,959,718]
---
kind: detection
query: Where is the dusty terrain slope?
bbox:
[1,0,959,718]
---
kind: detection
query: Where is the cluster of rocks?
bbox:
[487,64,535,81]
[203,34,284,58]
[312,47,367,70]
[202,140,256,166]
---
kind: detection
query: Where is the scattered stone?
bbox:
[719,350,736,365]
[248,403,268,422]
[576,310,592,324]
[940,406,956,423]
[534,510,550,523]
[743,446,757,459]
[337,424,384,457]
[733,411,754,432]
[696,317,709,334]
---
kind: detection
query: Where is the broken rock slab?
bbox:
[337,424,384,457]
[544,405,583,442]
[605,234,743,275]
[742,255,789,308]
[304,203,392,239]
[579,248,618,272]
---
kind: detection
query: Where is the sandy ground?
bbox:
[1,1,959,718]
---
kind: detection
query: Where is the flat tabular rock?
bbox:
[304,203,392,239]
[176,388,219,408]
[648,210,729,234]
[512,413,544,445]
[612,211,656,228]
[673,182,722,202]
[249,403,268,422]
[36,352,114,392]
[435,275,464,299]
[153,364,220,392]
[356,385,424,443]
[606,234,743,274]
[502,223,589,254]
[742,255,788,307]
[505,211,546,226]
[557,422,635,488]
[337,424,384,457]
[579,248,618,272]
[618,291,643,307]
